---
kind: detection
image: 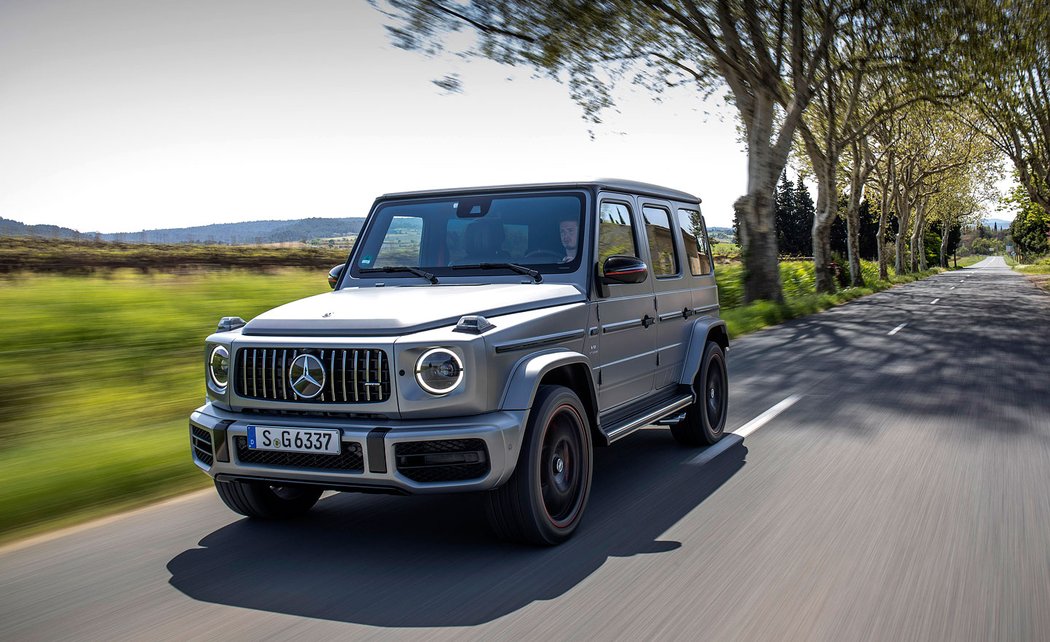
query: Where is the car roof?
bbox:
[378,179,702,205]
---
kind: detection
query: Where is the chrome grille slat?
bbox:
[281,349,288,400]
[364,351,372,402]
[260,349,267,399]
[234,347,390,404]
[353,351,359,402]
[341,351,348,402]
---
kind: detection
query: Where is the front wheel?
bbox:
[671,340,728,447]
[214,479,323,519]
[486,385,593,545]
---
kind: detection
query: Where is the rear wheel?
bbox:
[671,341,728,446]
[214,479,323,519]
[486,385,593,545]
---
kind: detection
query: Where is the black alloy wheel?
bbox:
[671,340,728,447]
[486,385,593,545]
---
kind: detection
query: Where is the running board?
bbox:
[601,393,694,444]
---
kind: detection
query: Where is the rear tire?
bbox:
[486,385,593,545]
[671,341,728,447]
[214,479,323,519]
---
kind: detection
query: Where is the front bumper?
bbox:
[188,402,527,493]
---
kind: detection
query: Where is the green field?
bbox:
[0,259,946,542]
[0,269,334,541]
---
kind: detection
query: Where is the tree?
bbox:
[380,0,868,303]
[1006,183,1050,261]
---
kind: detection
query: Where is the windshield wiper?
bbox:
[452,262,543,283]
[359,266,439,284]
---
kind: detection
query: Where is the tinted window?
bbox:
[353,192,585,277]
[642,206,679,277]
[677,208,712,275]
[597,202,639,273]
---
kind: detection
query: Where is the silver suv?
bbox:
[189,180,728,545]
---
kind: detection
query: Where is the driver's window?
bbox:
[597,202,639,274]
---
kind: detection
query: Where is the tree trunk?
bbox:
[877,187,891,280]
[894,183,911,275]
[735,93,786,303]
[939,221,950,268]
[845,143,865,287]
[800,125,838,294]
[910,200,925,272]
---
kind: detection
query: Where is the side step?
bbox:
[600,392,694,444]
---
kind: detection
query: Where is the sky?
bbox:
[0,0,751,234]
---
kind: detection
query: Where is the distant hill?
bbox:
[707,226,735,243]
[0,217,83,239]
[0,216,365,244]
[980,217,1013,230]
[97,217,365,244]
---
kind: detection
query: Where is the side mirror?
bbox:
[602,255,648,285]
[328,264,345,289]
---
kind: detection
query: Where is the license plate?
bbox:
[246,425,341,455]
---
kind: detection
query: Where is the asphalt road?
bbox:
[3,256,1049,640]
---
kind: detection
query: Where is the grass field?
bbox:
[0,269,333,542]
[0,258,946,542]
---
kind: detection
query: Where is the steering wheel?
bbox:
[523,250,564,262]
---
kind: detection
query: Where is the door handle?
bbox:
[641,314,656,328]
[683,307,694,318]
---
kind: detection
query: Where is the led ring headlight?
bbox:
[208,345,230,391]
[415,348,464,395]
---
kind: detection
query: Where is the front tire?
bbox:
[486,385,593,545]
[214,479,322,519]
[671,340,728,446]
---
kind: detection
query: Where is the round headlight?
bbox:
[209,345,230,391]
[415,348,464,395]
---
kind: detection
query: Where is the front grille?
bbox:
[235,436,364,472]
[191,425,214,466]
[234,347,390,404]
[395,439,490,483]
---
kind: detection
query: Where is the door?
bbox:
[592,196,656,411]
[639,200,692,390]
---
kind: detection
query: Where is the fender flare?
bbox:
[679,318,729,386]
[499,349,597,414]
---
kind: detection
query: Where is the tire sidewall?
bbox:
[699,342,728,441]
[521,386,593,543]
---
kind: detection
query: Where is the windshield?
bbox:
[350,192,586,279]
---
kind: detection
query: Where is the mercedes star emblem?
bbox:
[289,353,326,398]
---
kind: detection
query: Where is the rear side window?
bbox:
[677,208,712,275]
[642,206,679,277]
[597,202,639,272]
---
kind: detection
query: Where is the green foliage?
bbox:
[774,175,813,256]
[1006,186,1050,261]
[721,264,944,338]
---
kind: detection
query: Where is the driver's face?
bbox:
[560,220,578,252]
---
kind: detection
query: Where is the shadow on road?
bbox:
[167,430,746,626]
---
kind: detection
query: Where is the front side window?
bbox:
[597,202,639,273]
[642,206,679,277]
[351,192,585,279]
[677,208,712,275]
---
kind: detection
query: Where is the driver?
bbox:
[559,219,578,262]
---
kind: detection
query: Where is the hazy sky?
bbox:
[0,0,757,233]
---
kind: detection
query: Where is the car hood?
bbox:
[241,283,586,337]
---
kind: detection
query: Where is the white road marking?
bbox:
[690,394,803,465]
[931,298,940,304]
[888,323,907,336]
[950,287,956,290]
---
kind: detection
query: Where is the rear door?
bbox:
[638,199,691,391]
